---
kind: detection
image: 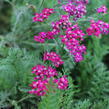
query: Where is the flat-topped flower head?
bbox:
[43,52,64,67]
[86,20,109,37]
[29,64,69,96]
[33,8,55,22]
[54,76,68,90]
[29,80,48,96]
[34,31,55,43]
[97,5,108,14]
[32,65,58,80]
[63,2,87,20]
[51,15,72,33]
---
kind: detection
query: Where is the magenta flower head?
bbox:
[29,80,48,96]
[43,52,64,67]
[29,65,58,96]
[29,64,69,96]
[63,2,87,20]
[51,15,72,32]
[60,24,86,62]
[58,0,61,4]
[97,5,108,14]
[54,76,69,90]
[86,20,109,37]
[34,31,55,43]
[33,8,55,22]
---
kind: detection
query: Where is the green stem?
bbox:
[39,0,45,11]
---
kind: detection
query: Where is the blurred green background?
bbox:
[0,0,109,109]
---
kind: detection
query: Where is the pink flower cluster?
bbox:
[54,76,68,90]
[86,20,109,37]
[34,31,55,43]
[29,80,48,96]
[43,52,64,67]
[63,2,87,20]
[33,8,54,22]
[29,64,68,96]
[60,24,86,62]
[52,15,72,32]
[97,5,108,14]
[32,65,58,79]
[34,15,72,43]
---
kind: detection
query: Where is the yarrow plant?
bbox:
[27,0,109,108]
[29,53,68,96]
